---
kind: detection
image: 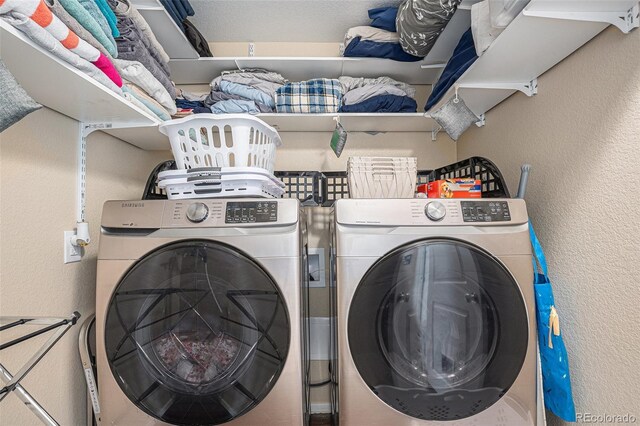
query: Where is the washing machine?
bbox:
[96,198,309,426]
[331,198,537,426]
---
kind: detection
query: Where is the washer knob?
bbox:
[425,201,446,221]
[186,202,209,223]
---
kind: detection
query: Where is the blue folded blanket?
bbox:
[369,6,398,32]
[210,99,260,114]
[176,99,204,109]
[340,95,417,113]
[426,28,478,111]
[220,81,275,109]
[344,37,423,62]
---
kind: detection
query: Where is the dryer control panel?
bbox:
[225,201,278,223]
[461,201,511,222]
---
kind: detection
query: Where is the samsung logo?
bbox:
[121,202,144,208]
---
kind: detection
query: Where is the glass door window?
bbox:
[105,240,289,425]
[348,239,528,421]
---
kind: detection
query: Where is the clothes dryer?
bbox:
[331,198,536,426]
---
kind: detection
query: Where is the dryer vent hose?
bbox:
[516,164,532,199]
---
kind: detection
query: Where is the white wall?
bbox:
[0,108,169,425]
[457,27,640,425]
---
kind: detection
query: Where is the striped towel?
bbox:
[276,78,343,113]
[0,0,122,87]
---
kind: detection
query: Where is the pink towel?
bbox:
[0,0,122,87]
[93,52,122,87]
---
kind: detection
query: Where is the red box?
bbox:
[419,179,482,198]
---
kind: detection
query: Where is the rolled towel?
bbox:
[0,0,122,86]
[0,12,122,94]
[45,0,112,57]
[92,0,118,37]
[115,59,176,113]
[108,0,170,70]
[77,0,114,40]
[122,86,165,121]
[56,0,117,56]
[124,83,171,120]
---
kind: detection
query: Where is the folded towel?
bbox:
[338,76,416,98]
[276,79,343,114]
[344,26,400,48]
[92,0,119,37]
[122,86,164,121]
[45,0,112,57]
[124,83,171,120]
[0,1,122,86]
[219,80,275,109]
[56,0,117,56]
[108,0,170,70]
[112,24,174,97]
[339,95,417,113]
[115,59,176,113]
[77,0,114,40]
[343,84,409,106]
[210,99,260,115]
[344,37,423,62]
[1,12,122,94]
[128,2,170,64]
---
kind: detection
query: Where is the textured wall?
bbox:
[0,108,169,425]
[190,0,402,42]
[457,27,640,425]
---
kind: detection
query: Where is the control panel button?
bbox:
[226,201,278,223]
[461,201,511,222]
[186,202,209,223]
[425,201,446,221]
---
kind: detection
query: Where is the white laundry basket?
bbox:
[159,114,283,173]
[348,157,418,198]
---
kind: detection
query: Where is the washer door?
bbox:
[348,239,528,421]
[105,240,290,425]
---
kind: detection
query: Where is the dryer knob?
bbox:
[186,202,209,223]
[425,201,446,221]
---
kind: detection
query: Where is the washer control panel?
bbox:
[225,201,278,223]
[461,201,511,222]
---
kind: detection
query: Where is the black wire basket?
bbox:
[142,157,509,204]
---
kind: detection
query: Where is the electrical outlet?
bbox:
[248,42,255,57]
[64,231,82,263]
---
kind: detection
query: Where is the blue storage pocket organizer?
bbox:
[529,222,577,422]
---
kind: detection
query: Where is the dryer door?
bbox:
[104,240,290,425]
[348,239,529,421]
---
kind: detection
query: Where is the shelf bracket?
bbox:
[458,79,538,97]
[523,3,640,34]
[67,123,112,261]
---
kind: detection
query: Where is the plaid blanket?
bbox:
[275,79,343,113]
